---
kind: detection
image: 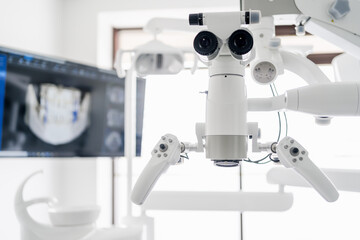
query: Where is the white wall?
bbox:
[0,0,63,56]
[0,1,97,239]
[62,0,240,66]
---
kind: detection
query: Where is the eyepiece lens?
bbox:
[193,31,219,57]
[228,29,253,56]
[234,34,247,48]
[199,37,211,49]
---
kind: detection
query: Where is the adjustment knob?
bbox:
[329,0,350,20]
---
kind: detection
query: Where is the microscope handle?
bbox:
[277,137,339,202]
[293,157,339,202]
[131,134,181,205]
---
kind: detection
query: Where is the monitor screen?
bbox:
[0,47,145,157]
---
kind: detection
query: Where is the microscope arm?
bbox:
[248,82,360,116]
[280,51,331,84]
[248,95,286,112]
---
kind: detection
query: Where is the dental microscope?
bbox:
[130,9,360,205]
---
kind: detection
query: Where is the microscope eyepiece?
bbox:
[193,31,221,61]
[194,31,218,56]
[228,29,254,58]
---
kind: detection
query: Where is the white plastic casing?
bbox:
[304,16,360,60]
[332,53,360,82]
[277,137,339,202]
[248,82,360,117]
[206,74,247,136]
[205,65,248,161]
[131,134,181,205]
[286,82,360,116]
[249,17,284,85]
[280,51,331,84]
[202,11,261,40]
[251,61,278,84]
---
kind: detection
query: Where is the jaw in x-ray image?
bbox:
[25,84,91,145]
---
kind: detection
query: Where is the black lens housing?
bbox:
[193,31,219,57]
[228,29,253,56]
[213,160,240,167]
[189,13,203,25]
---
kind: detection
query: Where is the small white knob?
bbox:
[295,25,305,36]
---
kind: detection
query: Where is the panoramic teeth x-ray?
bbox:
[25,84,91,145]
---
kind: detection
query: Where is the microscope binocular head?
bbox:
[190,11,260,64]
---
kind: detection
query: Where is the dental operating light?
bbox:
[115,39,185,77]
[114,18,201,78]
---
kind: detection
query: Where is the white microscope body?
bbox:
[132,11,259,205]
[190,14,255,166]
[130,11,347,206]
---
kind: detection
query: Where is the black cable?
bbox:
[272,83,288,137]
[244,84,283,165]
[275,112,281,142]
[244,159,272,165]
[272,83,279,95]
[283,111,288,137]
[245,83,290,165]
[244,153,272,164]
[270,85,282,142]
[269,153,279,163]
[180,153,189,159]
[254,160,272,165]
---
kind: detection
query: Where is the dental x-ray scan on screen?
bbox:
[0,47,145,157]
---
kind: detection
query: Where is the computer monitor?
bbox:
[0,47,145,157]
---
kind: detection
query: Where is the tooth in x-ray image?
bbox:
[24,84,91,145]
